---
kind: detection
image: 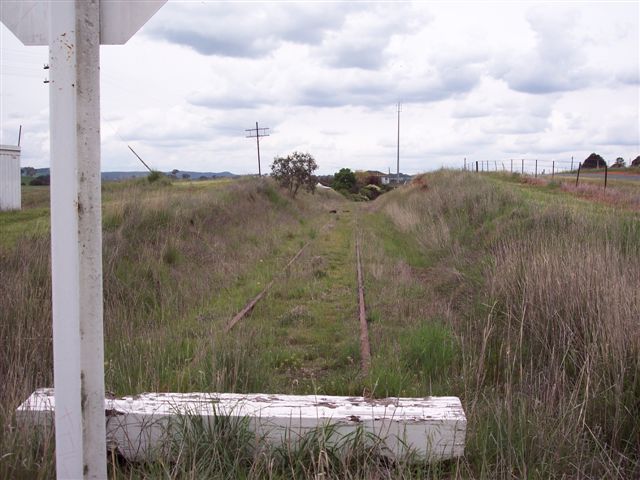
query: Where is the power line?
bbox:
[245,121,270,176]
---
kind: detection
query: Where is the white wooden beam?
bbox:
[18,389,466,462]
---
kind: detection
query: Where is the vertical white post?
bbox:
[49,1,106,478]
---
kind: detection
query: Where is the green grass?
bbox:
[365,211,432,268]
[0,207,50,246]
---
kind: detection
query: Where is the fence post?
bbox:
[521,159,524,174]
[571,156,574,171]
[510,159,513,173]
[604,163,608,190]
[535,159,538,177]
[476,161,479,172]
[576,162,581,187]
[552,161,555,178]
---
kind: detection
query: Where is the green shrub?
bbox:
[147,170,163,183]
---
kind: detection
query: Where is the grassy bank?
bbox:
[361,170,639,478]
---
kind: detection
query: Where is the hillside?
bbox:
[20,168,238,182]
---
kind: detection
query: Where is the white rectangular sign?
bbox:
[0,0,166,45]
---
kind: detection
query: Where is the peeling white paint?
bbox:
[18,389,466,462]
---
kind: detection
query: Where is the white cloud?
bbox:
[1,1,637,174]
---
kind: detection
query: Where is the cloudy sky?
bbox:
[1,1,638,175]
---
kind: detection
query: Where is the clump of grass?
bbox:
[400,322,458,380]
[279,305,311,327]
[162,243,180,265]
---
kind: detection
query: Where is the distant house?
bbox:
[356,170,385,186]
[381,173,412,185]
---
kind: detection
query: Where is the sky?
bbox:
[1,1,639,175]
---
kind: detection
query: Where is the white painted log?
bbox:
[17,388,466,462]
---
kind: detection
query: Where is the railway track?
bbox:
[355,235,371,375]
[224,211,373,376]
[224,219,334,333]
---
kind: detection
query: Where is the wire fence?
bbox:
[462,158,610,189]
[462,158,579,175]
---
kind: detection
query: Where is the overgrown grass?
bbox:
[2,170,638,478]
[361,170,640,478]
[0,177,341,477]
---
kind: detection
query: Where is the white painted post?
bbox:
[1,2,165,477]
[49,1,106,478]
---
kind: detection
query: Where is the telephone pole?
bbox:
[245,122,270,176]
[396,102,401,184]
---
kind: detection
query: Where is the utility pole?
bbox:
[396,102,401,184]
[245,122,269,177]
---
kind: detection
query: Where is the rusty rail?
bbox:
[355,236,371,375]
[224,221,332,333]
[224,245,309,332]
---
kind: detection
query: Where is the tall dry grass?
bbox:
[372,170,640,478]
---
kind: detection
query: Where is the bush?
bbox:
[270,152,318,198]
[147,170,163,183]
[29,175,50,186]
[332,168,356,191]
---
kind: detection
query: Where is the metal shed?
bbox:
[0,145,21,210]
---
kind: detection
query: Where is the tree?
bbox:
[332,168,356,191]
[270,151,318,197]
[21,166,36,176]
[29,174,50,186]
[611,157,625,168]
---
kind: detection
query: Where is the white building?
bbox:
[381,173,413,185]
[0,145,21,210]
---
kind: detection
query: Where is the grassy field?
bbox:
[1,172,638,478]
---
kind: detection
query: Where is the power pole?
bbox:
[245,122,270,176]
[396,102,401,184]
